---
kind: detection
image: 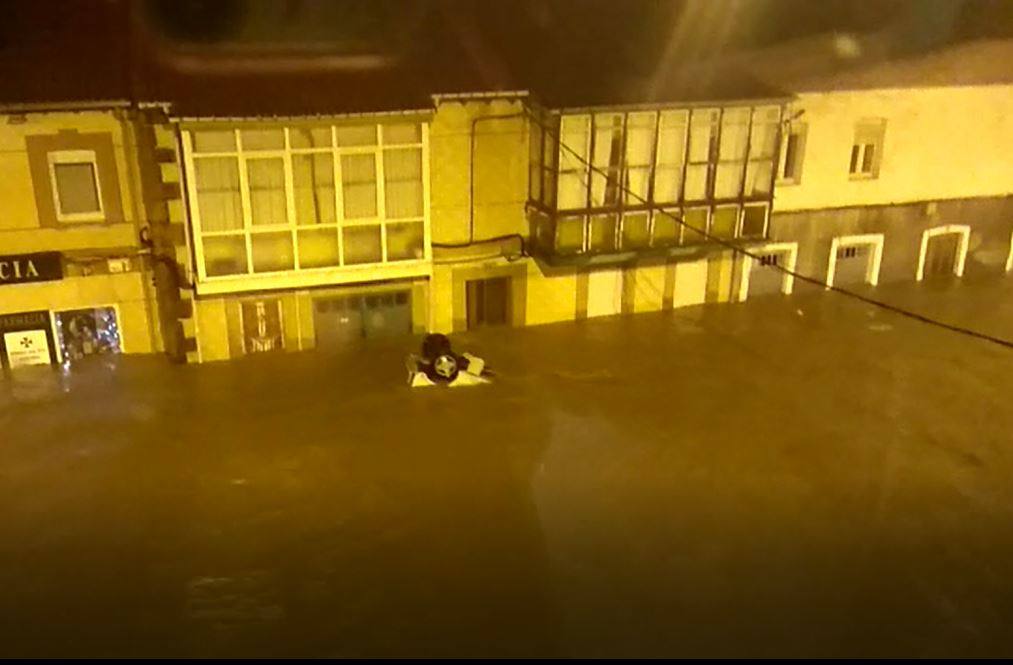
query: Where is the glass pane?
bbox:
[559,115,590,163]
[745,161,773,196]
[682,208,709,244]
[289,126,333,149]
[297,228,340,268]
[383,148,423,218]
[530,210,554,252]
[684,164,709,201]
[741,205,767,236]
[714,163,743,198]
[556,216,584,253]
[383,123,421,144]
[862,143,875,172]
[689,109,717,162]
[529,160,542,203]
[192,130,236,153]
[719,108,750,161]
[625,113,655,167]
[251,231,294,272]
[622,213,650,249]
[750,116,779,159]
[54,163,100,214]
[529,122,543,202]
[652,210,679,245]
[241,129,285,151]
[247,158,288,226]
[627,166,650,204]
[592,114,623,168]
[589,214,618,252]
[557,172,586,210]
[293,154,336,226]
[591,114,623,207]
[386,221,424,261]
[542,166,556,207]
[653,166,681,204]
[336,125,377,147]
[341,154,377,218]
[711,207,739,239]
[194,157,242,231]
[657,112,687,167]
[203,235,247,276]
[343,225,382,264]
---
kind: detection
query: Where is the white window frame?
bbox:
[1005,228,1013,273]
[738,241,798,301]
[183,123,432,296]
[848,119,886,180]
[776,122,806,186]
[916,224,970,281]
[48,150,105,223]
[826,233,885,288]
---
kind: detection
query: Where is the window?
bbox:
[778,122,807,184]
[538,105,781,256]
[653,110,687,205]
[744,107,779,197]
[48,150,103,222]
[186,123,428,281]
[838,246,859,259]
[557,115,590,209]
[55,307,121,362]
[849,119,886,179]
[684,109,717,201]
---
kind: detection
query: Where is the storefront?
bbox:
[0,250,150,369]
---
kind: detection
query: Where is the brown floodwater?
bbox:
[1,276,1012,657]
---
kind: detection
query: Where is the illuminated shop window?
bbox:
[55,307,121,363]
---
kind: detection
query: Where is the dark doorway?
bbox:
[924,233,960,279]
[466,277,511,329]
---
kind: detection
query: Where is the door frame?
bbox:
[1005,228,1013,273]
[916,224,970,281]
[826,233,885,288]
[737,242,798,302]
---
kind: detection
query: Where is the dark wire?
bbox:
[527,109,1013,351]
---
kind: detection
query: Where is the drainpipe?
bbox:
[431,111,528,254]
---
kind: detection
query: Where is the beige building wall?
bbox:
[775,85,1013,212]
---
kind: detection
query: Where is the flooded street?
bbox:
[2,277,1013,657]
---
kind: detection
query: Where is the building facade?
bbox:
[0,104,162,369]
[3,40,1011,369]
[743,43,1013,300]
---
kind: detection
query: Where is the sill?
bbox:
[848,173,878,181]
[775,178,800,187]
[57,215,108,224]
[195,259,432,296]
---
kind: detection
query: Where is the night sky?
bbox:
[0,0,1009,109]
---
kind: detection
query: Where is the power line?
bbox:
[527,109,1013,351]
